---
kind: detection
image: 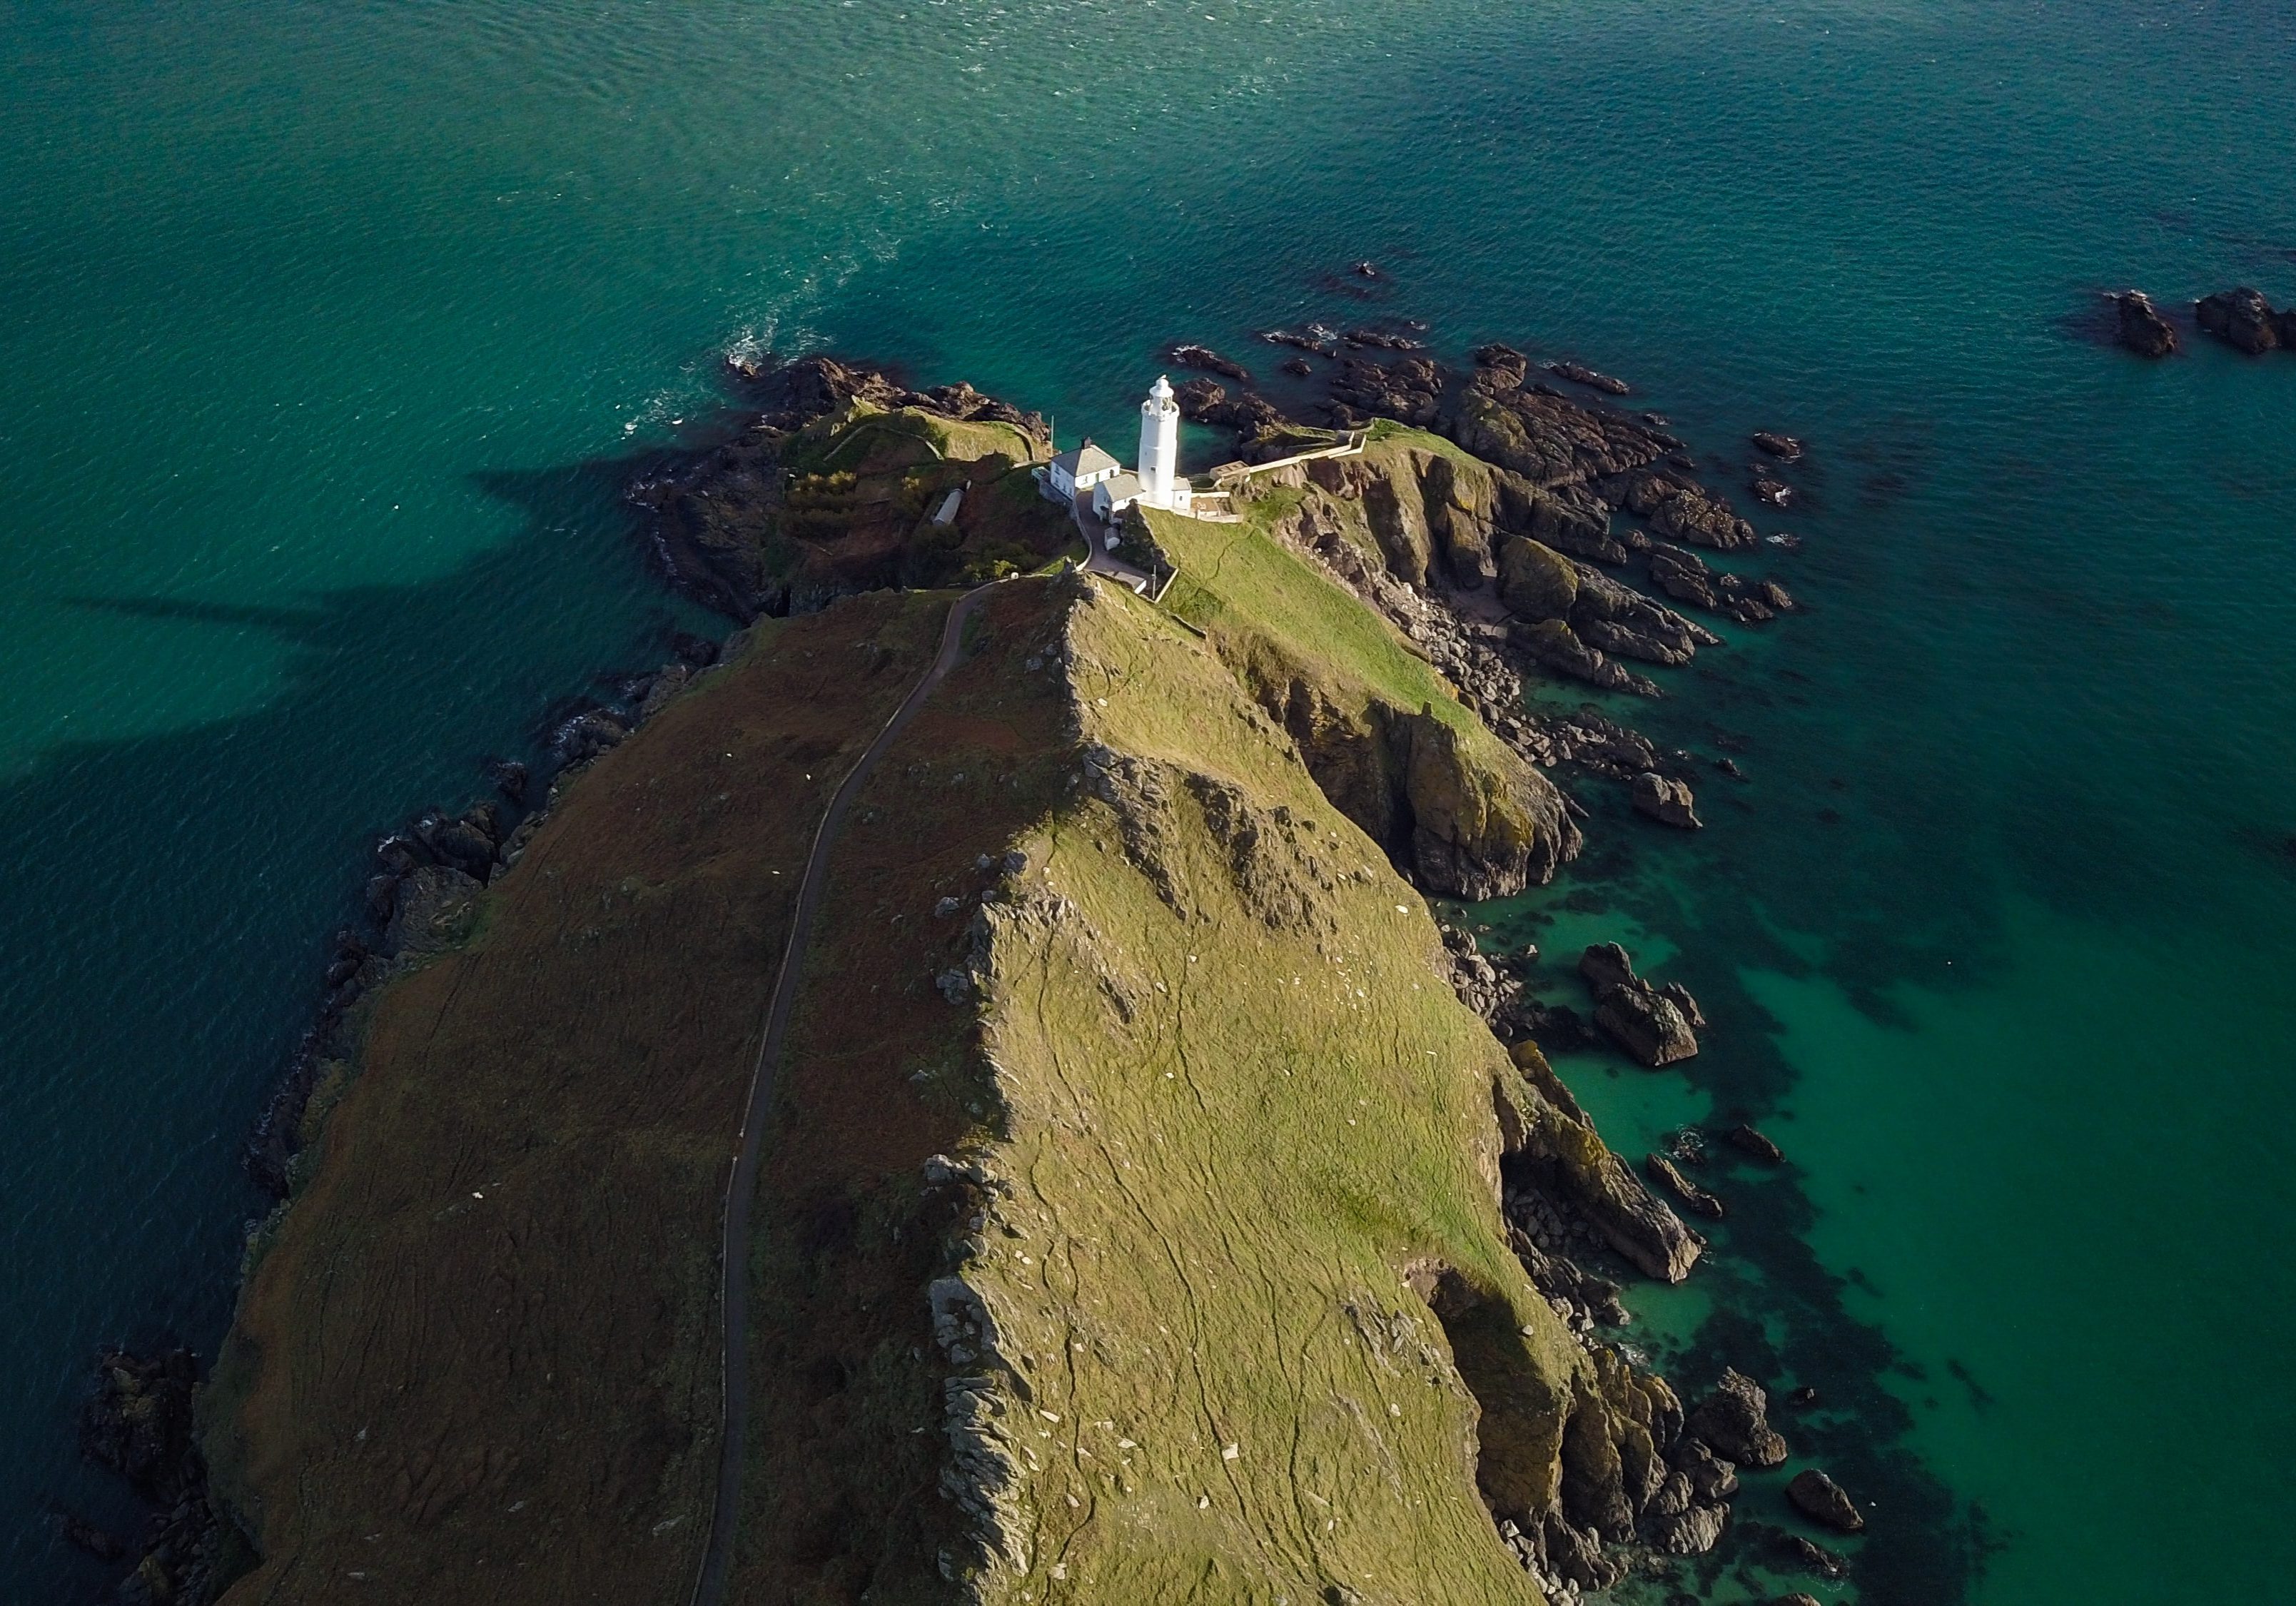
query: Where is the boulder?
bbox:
[1594,984,1698,1067]
[1471,343,1529,387]
[1687,1370,1789,1468]
[1786,1468,1866,1532]
[1632,772,1702,828]
[2112,291,2179,358]
[1725,1123,1784,1163]
[1278,355,1313,378]
[1579,942,1699,1066]
[2195,287,2282,354]
[1751,431,1804,461]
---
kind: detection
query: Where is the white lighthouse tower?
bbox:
[1138,374,1180,509]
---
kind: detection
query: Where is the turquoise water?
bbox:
[4,0,2292,1599]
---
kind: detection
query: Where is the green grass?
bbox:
[935,579,1574,1603]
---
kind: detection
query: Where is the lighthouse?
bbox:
[1138,374,1180,508]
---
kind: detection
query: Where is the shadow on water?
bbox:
[0,450,706,1600]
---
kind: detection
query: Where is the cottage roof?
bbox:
[1052,440,1120,478]
[1096,470,1144,503]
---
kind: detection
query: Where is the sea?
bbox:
[2,0,2290,1600]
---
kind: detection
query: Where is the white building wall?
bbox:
[1138,375,1180,507]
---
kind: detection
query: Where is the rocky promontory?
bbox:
[163,328,1836,1606]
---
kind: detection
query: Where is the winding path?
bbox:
[688,580,1001,1606]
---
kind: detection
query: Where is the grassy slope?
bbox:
[936,577,1576,1605]
[205,592,951,1606]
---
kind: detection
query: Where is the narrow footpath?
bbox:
[688,580,1001,1606]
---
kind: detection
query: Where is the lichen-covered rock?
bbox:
[1400,707,1576,898]
[1687,1369,1789,1468]
[1787,1467,1866,1532]
[1496,535,1580,621]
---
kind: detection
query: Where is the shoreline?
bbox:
[75,324,1968,1605]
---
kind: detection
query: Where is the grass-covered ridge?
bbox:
[932,576,1579,1602]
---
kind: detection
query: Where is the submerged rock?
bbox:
[1687,1369,1789,1468]
[1163,341,1253,382]
[1647,1153,1724,1219]
[1787,1468,1866,1532]
[1548,359,1631,395]
[2111,291,2179,358]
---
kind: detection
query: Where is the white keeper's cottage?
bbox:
[1040,375,1195,520]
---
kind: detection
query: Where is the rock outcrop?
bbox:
[1632,771,1703,828]
[2195,287,2284,354]
[1686,1369,1789,1468]
[1579,943,1700,1066]
[2112,291,2180,357]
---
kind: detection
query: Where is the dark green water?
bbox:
[4,0,2291,1600]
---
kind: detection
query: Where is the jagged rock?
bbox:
[1514,619,1661,697]
[1279,355,1312,378]
[1504,1044,1704,1282]
[1673,1437,1739,1501]
[638,662,693,718]
[1618,470,1759,551]
[1549,360,1630,395]
[1787,1468,1866,1532]
[1646,1153,1724,1219]
[486,757,530,804]
[1751,431,1804,461]
[1260,327,1339,355]
[1342,327,1425,350]
[1776,1595,1825,1606]
[1657,981,1706,1029]
[82,1350,199,1500]
[1325,354,1443,427]
[423,807,499,882]
[385,864,484,959]
[1726,1123,1784,1163]
[1632,772,1702,829]
[2112,291,2179,358]
[1163,342,1252,382]
[1687,1370,1789,1468]
[2195,287,2282,354]
[1751,475,1794,507]
[1401,708,1577,898]
[1449,378,1677,488]
[1647,1499,1729,1555]
[1472,343,1529,387]
[557,708,629,764]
